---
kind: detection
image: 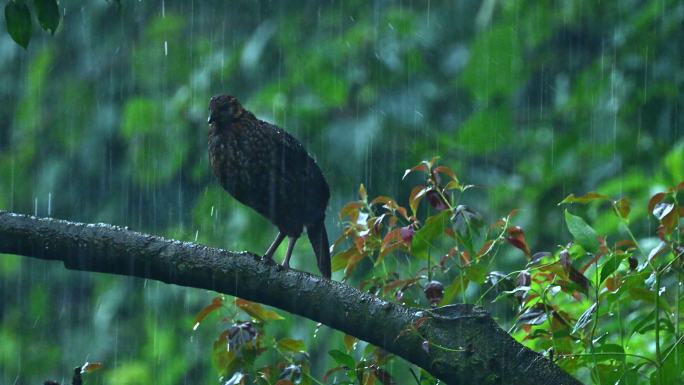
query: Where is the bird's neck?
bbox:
[211,113,256,136]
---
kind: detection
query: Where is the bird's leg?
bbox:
[282,236,299,269]
[263,231,287,261]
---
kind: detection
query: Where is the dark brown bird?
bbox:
[207,95,331,278]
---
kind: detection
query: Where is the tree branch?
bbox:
[0,211,579,384]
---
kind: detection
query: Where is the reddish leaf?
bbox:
[400,225,415,244]
[226,321,258,350]
[517,305,548,326]
[378,242,403,264]
[648,192,667,214]
[409,185,427,216]
[460,250,472,265]
[354,236,365,253]
[224,372,246,385]
[605,275,623,292]
[345,249,367,275]
[647,241,670,262]
[444,180,461,191]
[628,256,638,271]
[277,338,306,353]
[382,228,402,248]
[659,205,679,232]
[340,201,364,221]
[677,180,684,191]
[383,277,420,292]
[433,165,458,181]
[371,195,395,206]
[440,247,458,269]
[379,229,406,263]
[414,316,431,330]
[571,303,597,334]
[653,202,675,221]
[193,296,224,330]
[531,252,551,264]
[615,239,637,251]
[80,362,103,374]
[506,226,531,257]
[560,249,591,294]
[343,334,357,352]
[426,189,449,211]
[236,299,284,322]
[615,198,631,220]
[332,248,357,272]
[323,367,347,383]
[402,163,429,180]
[372,213,387,234]
[359,184,368,201]
[395,206,410,221]
[477,239,496,258]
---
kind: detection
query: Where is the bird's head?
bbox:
[208,95,244,126]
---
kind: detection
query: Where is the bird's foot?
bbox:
[263,232,286,262]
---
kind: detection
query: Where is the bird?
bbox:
[207,94,331,278]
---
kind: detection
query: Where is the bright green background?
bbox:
[1,0,683,383]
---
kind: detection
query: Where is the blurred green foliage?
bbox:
[1,0,683,383]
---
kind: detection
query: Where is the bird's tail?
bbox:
[307,219,331,279]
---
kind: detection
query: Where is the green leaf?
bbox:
[412,209,451,260]
[593,363,623,385]
[277,338,306,353]
[34,0,60,34]
[441,276,468,305]
[593,344,625,363]
[328,349,355,369]
[571,303,596,335]
[599,254,623,284]
[628,288,672,313]
[564,209,600,253]
[5,1,32,48]
[559,192,610,205]
[660,339,684,384]
[630,310,656,335]
[464,263,487,283]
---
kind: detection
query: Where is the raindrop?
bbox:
[312,322,322,338]
[47,192,52,216]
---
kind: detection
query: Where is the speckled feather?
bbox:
[208,95,331,277]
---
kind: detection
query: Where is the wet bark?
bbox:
[0,211,580,385]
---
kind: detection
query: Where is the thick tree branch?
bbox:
[0,211,579,384]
